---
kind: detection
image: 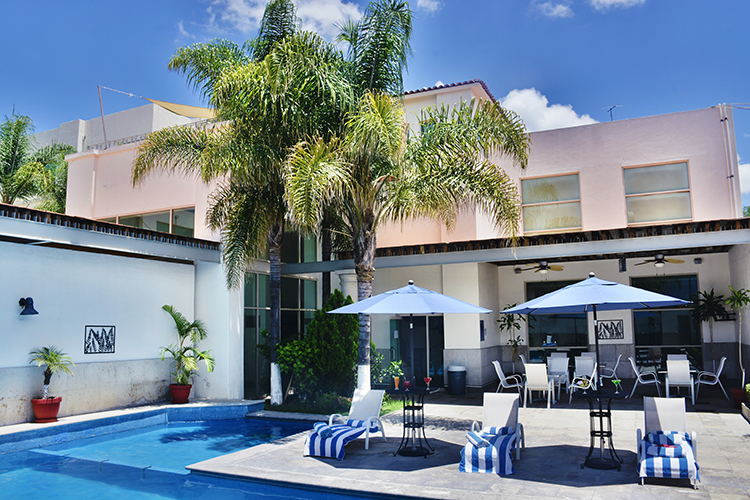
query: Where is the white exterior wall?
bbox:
[0,238,197,425]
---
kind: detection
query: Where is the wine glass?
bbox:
[423,377,432,389]
[612,379,621,394]
[403,379,411,391]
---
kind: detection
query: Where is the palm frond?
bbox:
[132,124,213,185]
[252,0,299,61]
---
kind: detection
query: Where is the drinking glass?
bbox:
[423,377,432,389]
[403,379,411,391]
[393,376,400,390]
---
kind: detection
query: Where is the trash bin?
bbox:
[447,365,467,395]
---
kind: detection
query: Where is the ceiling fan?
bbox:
[634,253,685,268]
[516,261,564,274]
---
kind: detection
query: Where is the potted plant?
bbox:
[28,345,75,423]
[692,288,726,372]
[160,305,215,404]
[724,286,750,408]
[499,304,526,373]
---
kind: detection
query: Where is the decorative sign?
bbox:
[596,319,624,340]
[84,325,116,354]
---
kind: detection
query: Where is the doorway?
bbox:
[398,316,445,387]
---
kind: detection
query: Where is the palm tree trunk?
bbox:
[322,227,331,304]
[269,223,284,405]
[354,226,376,391]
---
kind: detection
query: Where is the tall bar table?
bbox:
[386,387,439,457]
[573,390,626,470]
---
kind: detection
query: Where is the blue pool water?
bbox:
[0,417,367,500]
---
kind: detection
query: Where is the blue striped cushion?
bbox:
[304,424,367,461]
[645,431,690,446]
[346,419,379,432]
[647,444,685,458]
[459,429,516,475]
[639,432,699,482]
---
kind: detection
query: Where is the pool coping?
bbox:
[0,399,264,454]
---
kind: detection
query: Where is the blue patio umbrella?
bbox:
[330,280,492,382]
[501,272,690,469]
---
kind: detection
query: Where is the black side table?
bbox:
[386,387,439,457]
[573,390,626,470]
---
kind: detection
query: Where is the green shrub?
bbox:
[277,289,358,398]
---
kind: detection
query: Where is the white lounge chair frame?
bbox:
[547,356,569,401]
[598,354,622,387]
[471,393,525,460]
[636,397,698,488]
[329,389,387,449]
[568,362,597,403]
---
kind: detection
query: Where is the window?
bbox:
[522,174,582,233]
[526,280,588,351]
[624,162,691,224]
[101,207,195,237]
[631,275,700,369]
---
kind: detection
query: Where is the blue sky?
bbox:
[2,0,749,204]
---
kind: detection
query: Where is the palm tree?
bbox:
[1,115,75,210]
[725,286,750,388]
[133,1,351,404]
[28,345,75,399]
[160,305,215,385]
[286,91,530,390]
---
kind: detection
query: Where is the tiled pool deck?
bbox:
[1,388,748,499]
[195,387,750,500]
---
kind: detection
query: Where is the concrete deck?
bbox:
[189,386,750,499]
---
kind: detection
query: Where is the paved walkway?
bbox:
[189,386,750,499]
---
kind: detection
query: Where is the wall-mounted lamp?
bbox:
[694,258,703,265]
[19,297,39,315]
[514,268,522,275]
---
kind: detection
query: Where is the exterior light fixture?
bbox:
[694,258,702,265]
[514,268,522,275]
[19,297,39,315]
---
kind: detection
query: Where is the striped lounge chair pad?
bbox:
[639,432,699,482]
[345,419,379,432]
[303,424,368,460]
[459,428,517,475]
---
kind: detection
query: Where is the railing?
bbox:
[0,203,220,251]
[85,119,219,151]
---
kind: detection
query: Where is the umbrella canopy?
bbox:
[330,281,491,384]
[502,273,690,315]
[329,281,492,315]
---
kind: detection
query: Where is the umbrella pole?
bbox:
[593,305,605,461]
[409,313,415,383]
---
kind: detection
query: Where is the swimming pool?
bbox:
[0,406,375,500]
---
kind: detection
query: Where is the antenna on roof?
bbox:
[605,105,623,121]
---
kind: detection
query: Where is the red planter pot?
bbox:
[31,397,62,423]
[169,384,192,404]
[729,388,746,409]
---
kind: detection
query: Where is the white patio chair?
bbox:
[667,353,688,361]
[547,356,569,401]
[469,393,525,460]
[628,356,662,398]
[549,352,568,359]
[636,397,699,488]
[523,363,554,409]
[568,362,597,403]
[574,356,596,380]
[666,359,694,405]
[599,354,622,387]
[580,352,597,359]
[492,360,524,401]
[694,356,729,401]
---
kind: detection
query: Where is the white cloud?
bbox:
[295,0,362,40]
[206,0,361,40]
[589,0,645,12]
[535,2,574,18]
[176,20,195,40]
[417,0,442,14]
[498,88,597,132]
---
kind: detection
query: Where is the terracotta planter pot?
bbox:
[31,397,62,423]
[729,387,746,409]
[169,384,192,404]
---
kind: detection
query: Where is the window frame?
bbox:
[623,161,693,226]
[521,172,583,235]
[98,205,196,237]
